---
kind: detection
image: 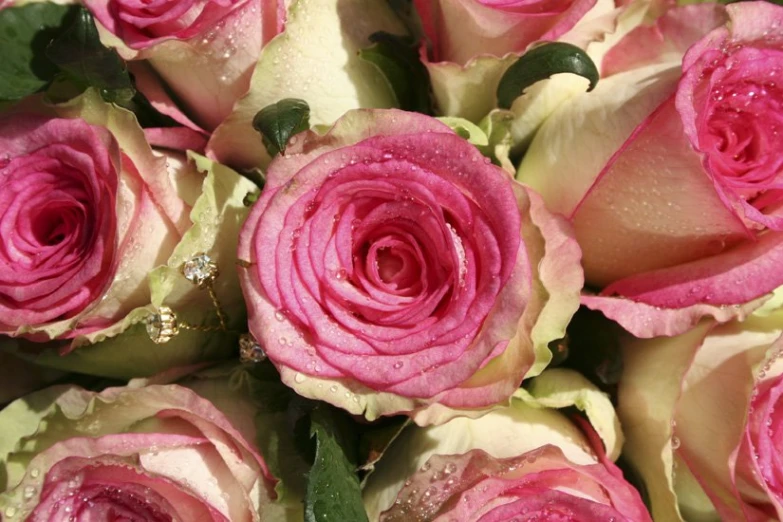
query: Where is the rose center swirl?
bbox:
[700,47,783,211]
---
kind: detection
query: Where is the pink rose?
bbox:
[380,448,650,521]
[0,104,187,339]
[238,109,582,423]
[617,300,783,521]
[85,0,285,130]
[363,373,651,521]
[0,380,282,521]
[415,0,598,65]
[519,2,783,337]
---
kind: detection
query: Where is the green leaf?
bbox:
[305,407,369,522]
[496,42,599,110]
[0,3,79,101]
[45,9,135,105]
[359,32,433,115]
[252,98,311,156]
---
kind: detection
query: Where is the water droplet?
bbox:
[294,372,306,383]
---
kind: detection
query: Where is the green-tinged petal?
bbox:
[428,54,518,123]
[437,114,514,173]
[521,187,583,378]
[618,322,712,522]
[363,395,594,519]
[5,153,255,378]
[0,385,74,491]
[754,285,783,317]
[479,109,515,173]
[524,368,623,460]
[436,117,489,146]
[207,0,405,170]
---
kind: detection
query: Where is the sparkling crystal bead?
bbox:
[182,253,219,287]
[239,334,267,363]
[146,306,179,344]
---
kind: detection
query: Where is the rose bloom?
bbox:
[363,371,651,521]
[84,0,285,131]
[618,293,783,521]
[0,374,288,521]
[0,93,193,342]
[519,2,783,337]
[238,109,582,424]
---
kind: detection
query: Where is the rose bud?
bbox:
[0,366,300,521]
[519,2,783,338]
[84,0,285,131]
[618,290,783,521]
[363,368,651,521]
[0,90,255,378]
[237,109,582,424]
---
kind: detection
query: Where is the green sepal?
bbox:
[45,8,135,105]
[359,32,433,115]
[252,98,311,157]
[497,42,599,109]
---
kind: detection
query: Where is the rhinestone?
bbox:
[181,253,219,287]
[146,306,179,344]
[239,334,266,363]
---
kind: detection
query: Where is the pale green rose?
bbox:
[618,288,783,521]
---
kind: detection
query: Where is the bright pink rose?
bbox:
[0,383,279,521]
[238,109,582,423]
[0,109,187,340]
[415,0,597,65]
[519,2,783,337]
[380,447,651,521]
[84,0,285,130]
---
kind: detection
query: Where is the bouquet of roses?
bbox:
[0,0,781,519]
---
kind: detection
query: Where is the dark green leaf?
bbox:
[252,98,311,156]
[496,42,599,109]
[559,307,624,400]
[45,9,135,105]
[359,32,433,115]
[305,407,368,522]
[0,3,79,101]
[357,416,410,486]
